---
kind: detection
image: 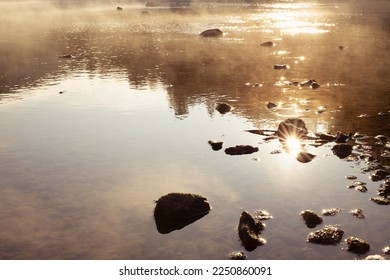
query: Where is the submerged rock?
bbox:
[349,209,365,219]
[364,255,385,260]
[154,193,211,234]
[300,210,323,228]
[275,118,308,141]
[322,208,341,216]
[238,211,266,251]
[345,236,370,254]
[370,196,390,205]
[228,251,246,260]
[274,64,289,70]
[307,226,344,244]
[260,41,274,47]
[225,145,259,155]
[266,102,277,109]
[332,143,353,159]
[215,103,231,114]
[200,29,223,37]
[208,140,223,151]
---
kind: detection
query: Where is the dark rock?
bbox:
[260,41,274,47]
[276,118,308,141]
[311,82,321,89]
[274,64,288,70]
[339,46,345,50]
[225,145,259,155]
[370,196,390,205]
[332,143,353,159]
[346,175,358,180]
[300,210,323,228]
[315,132,337,142]
[322,208,341,216]
[200,29,223,37]
[336,131,352,143]
[208,140,223,151]
[117,6,123,11]
[307,226,344,244]
[345,236,370,254]
[371,169,390,181]
[377,181,390,198]
[215,103,231,114]
[349,209,365,219]
[154,193,211,234]
[300,79,316,87]
[266,102,277,109]
[296,152,316,163]
[238,211,266,251]
[228,251,246,260]
[59,54,74,59]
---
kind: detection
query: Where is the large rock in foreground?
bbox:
[154,193,211,234]
[238,211,266,251]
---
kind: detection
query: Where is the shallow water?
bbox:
[0,0,389,260]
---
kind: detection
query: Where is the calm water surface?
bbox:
[0,0,389,260]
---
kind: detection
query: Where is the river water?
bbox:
[0,0,389,260]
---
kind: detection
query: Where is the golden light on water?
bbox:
[283,136,302,158]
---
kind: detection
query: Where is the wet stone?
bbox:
[377,181,390,198]
[300,210,323,228]
[153,193,211,234]
[345,236,370,254]
[228,251,247,260]
[254,210,273,220]
[238,211,266,251]
[349,209,365,219]
[364,255,385,260]
[208,140,223,151]
[307,226,344,245]
[322,208,341,216]
[225,145,259,156]
[266,102,277,109]
[274,64,288,70]
[332,143,353,159]
[260,41,274,47]
[355,185,368,193]
[370,196,390,205]
[215,103,231,114]
[346,175,358,180]
[382,246,390,254]
[370,169,390,181]
[276,118,308,141]
[199,28,223,37]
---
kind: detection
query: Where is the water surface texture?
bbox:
[0,0,389,260]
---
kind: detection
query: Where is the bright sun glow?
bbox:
[284,136,302,157]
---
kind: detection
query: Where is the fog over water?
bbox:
[0,0,389,260]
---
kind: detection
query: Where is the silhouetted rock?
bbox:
[117,6,123,11]
[331,143,353,159]
[238,211,266,251]
[199,29,223,37]
[345,236,370,254]
[378,180,390,198]
[154,193,211,234]
[208,140,223,151]
[58,54,74,59]
[260,41,274,47]
[296,152,316,163]
[273,64,288,70]
[335,131,352,143]
[225,145,259,155]
[300,210,323,228]
[276,118,308,141]
[370,169,390,181]
[307,226,344,244]
[215,103,231,114]
[266,102,277,109]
